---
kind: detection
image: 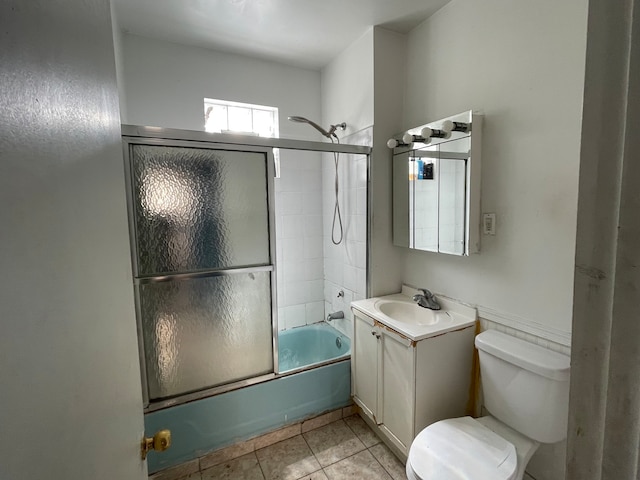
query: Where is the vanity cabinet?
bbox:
[351,306,475,456]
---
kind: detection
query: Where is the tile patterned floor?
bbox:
[170,415,407,480]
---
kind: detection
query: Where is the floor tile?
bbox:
[201,452,264,480]
[303,420,366,467]
[369,443,407,480]
[296,470,329,480]
[343,414,381,448]
[301,410,343,433]
[323,450,392,480]
[200,440,255,470]
[150,459,200,480]
[177,474,202,480]
[341,405,358,417]
[255,435,321,480]
[254,424,302,450]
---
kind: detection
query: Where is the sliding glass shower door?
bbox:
[125,141,275,403]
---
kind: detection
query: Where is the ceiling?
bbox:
[112,0,450,70]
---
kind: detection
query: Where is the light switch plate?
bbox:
[483,213,496,235]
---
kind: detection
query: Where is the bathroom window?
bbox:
[204,98,279,137]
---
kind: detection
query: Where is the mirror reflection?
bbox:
[392,111,481,256]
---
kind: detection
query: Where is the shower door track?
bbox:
[121,124,371,155]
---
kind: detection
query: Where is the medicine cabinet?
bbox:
[391,111,482,255]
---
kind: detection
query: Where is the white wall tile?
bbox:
[302,190,323,214]
[282,215,305,239]
[324,258,343,285]
[283,261,305,283]
[356,268,367,297]
[304,235,323,259]
[355,242,366,269]
[283,305,306,330]
[305,258,324,281]
[282,237,304,262]
[306,279,325,303]
[304,215,323,238]
[344,264,358,293]
[277,308,286,331]
[305,301,325,325]
[356,187,367,215]
[354,214,367,242]
[344,241,358,267]
[324,237,345,261]
[279,192,303,215]
[285,281,307,306]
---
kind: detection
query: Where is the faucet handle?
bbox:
[418,288,433,298]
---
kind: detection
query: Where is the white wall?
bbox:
[370,27,408,297]
[0,1,145,478]
[111,5,127,120]
[121,33,322,139]
[401,0,588,345]
[321,29,374,137]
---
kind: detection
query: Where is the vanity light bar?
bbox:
[388,121,471,149]
[402,133,431,145]
[442,120,471,133]
[387,138,409,148]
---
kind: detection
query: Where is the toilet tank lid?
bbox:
[475,330,570,381]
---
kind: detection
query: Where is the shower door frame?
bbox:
[121,125,371,412]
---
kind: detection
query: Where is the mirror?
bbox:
[392,111,482,255]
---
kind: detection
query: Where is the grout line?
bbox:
[254,450,267,480]
[368,445,396,480]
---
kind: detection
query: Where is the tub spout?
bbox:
[327,311,345,321]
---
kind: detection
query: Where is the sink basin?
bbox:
[351,286,477,341]
[375,300,447,326]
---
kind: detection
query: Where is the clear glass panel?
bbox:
[131,145,270,276]
[252,109,274,137]
[227,106,252,133]
[204,104,227,133]
[438,158,466,255]
[139,271,274,400]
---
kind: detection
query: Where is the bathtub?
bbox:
[145,321,352,473]
[278,322,350,373]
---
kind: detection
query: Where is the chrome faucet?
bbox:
[412,288,441,310]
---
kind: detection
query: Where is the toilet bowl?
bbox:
[406,330,570,480]
[406,416,538,480]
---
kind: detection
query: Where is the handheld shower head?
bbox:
[288,116,347,140]
[288,116,332,138]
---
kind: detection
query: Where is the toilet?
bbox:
[406,329,570,480]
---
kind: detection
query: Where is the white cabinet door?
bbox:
[380,328,415,451]
[353,311,380,421]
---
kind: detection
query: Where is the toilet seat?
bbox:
[407,417,518,480]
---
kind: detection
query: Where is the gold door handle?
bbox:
[141,429,171,460]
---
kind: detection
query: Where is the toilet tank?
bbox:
[475,330,570,443]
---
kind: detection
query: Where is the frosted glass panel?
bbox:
[139,272,273,400]
[131,145,270,276]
